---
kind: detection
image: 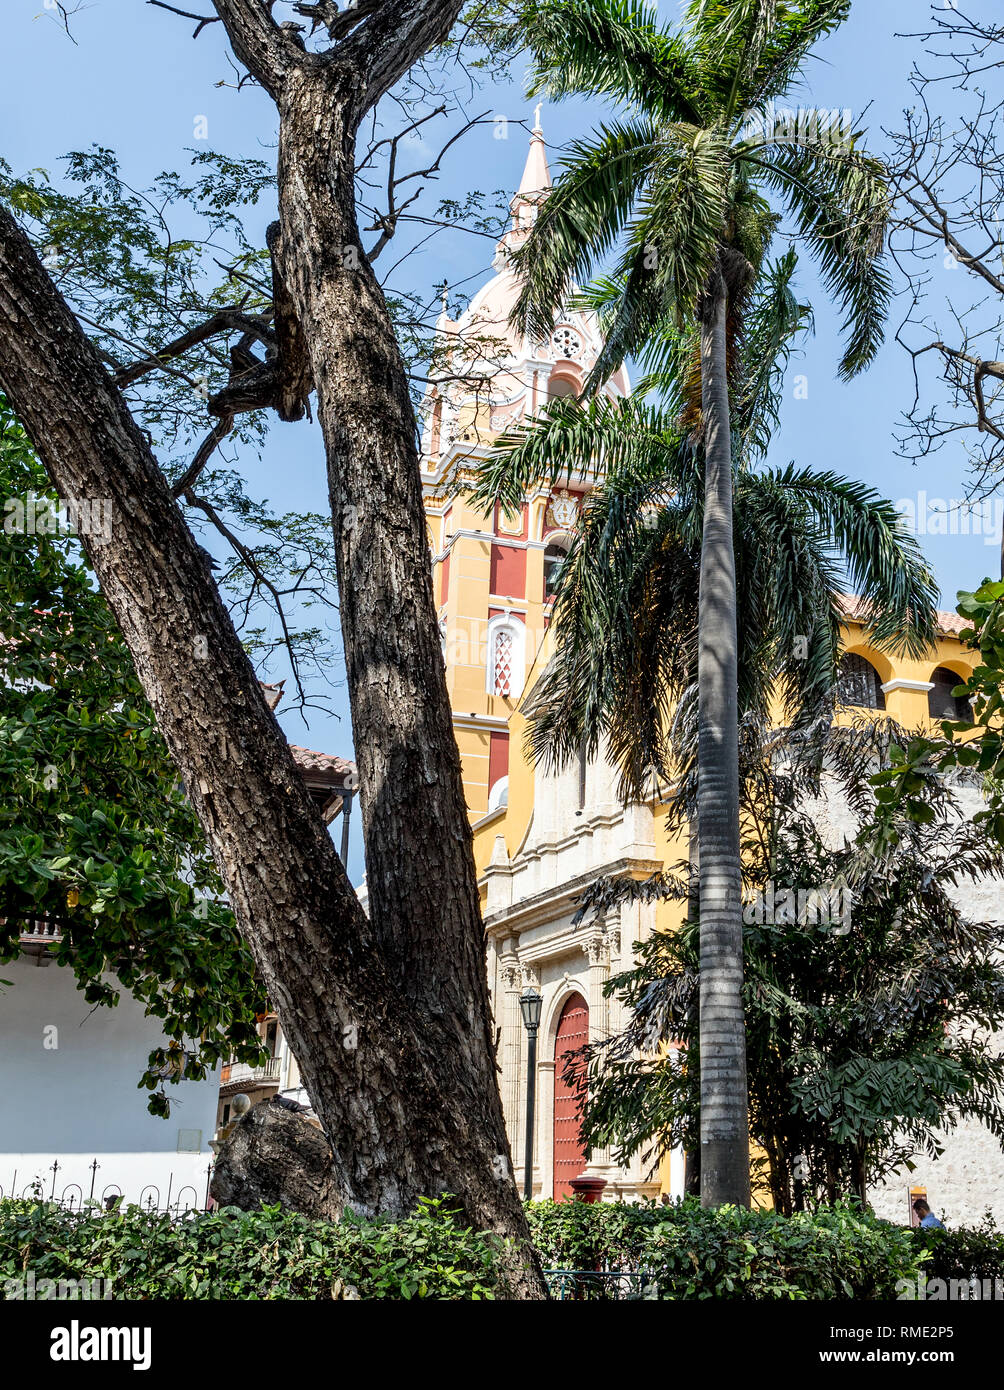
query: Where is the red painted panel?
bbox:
[490,543,526,598]
[553,993,589,1201]
[493,500,529,539]
[488,731,509,790]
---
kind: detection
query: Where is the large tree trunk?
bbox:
[273,67,491,1040]
[0,15,545,1298]
[696,270,751,1209]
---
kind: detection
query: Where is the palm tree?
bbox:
[474,360,938,804]
[502,0,895,1206]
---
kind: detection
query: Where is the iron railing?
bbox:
[224,1057,282,1087]
[544,1269,659,1300]
[0,1160,213,1216]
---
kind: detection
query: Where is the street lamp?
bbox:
[519,986,543,1201]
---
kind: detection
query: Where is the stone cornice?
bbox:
[482,854,664,940]
[881,678,936,694]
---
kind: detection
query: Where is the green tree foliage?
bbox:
[0,399,265,1114]
[573,719,1004,1214]
[872,579,1004,850]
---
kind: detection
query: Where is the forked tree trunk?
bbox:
[0,72,545,1301]
[696,271,751,1209]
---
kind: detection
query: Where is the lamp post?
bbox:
[519,986,543,1201]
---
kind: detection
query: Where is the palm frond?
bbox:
[733,247,814,458]
[759,465,940,656]
[730,1,852,113]
[509,119,660,344]
[583,124,733,386]
[684,0,780,121]
[752,140,892,377]
[523,0,708,125]
[528,453,701,791]
[468,394,685,517]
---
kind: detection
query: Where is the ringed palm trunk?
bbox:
[696,267,751,1208]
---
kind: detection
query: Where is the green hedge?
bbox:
[527,1198,926,1300]
[914,1216,1004,1292]
[0,1196,500,1300]
[2,1193,979,1301]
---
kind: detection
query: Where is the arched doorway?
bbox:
[553,992,589,1200]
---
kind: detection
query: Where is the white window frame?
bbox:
[486,612,525,697]
[487,775,509,812]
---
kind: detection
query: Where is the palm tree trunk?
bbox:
[696,268,751,1208]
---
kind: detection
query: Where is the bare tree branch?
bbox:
[887,13,1004,489]
[147,1,220,39]
[114,310,275,387]
[210,0,299,96]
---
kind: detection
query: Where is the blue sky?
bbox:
[2,1,994,882]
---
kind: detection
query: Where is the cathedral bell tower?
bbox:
[419,115,631,820]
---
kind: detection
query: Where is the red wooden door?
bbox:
[553,992,589,1200]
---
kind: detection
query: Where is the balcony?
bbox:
[5,918,65,961]
[220,1056,282,1093]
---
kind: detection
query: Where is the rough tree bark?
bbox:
[0,0,545,1298]
[212,1102,342,1221]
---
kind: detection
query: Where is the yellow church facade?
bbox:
[420,122,988,1210]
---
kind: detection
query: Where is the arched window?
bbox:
[543,539,569,599]
[487,775,509,812]
[928,667,970,721]
[547,375,579,400]
[486,614,525,697]
[837,653,885,710]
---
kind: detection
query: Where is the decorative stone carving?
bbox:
[586,928,609,967]
[520,962,541,990]
[546,488,580,532]
[501,961,522,992]
[550,326,583,360]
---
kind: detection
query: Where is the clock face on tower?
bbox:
[550,326,583,360]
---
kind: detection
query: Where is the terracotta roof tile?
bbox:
[257,683,356,784]
[836,594,972,639]
[289,745,356,781]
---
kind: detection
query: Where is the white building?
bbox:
[0,733,355,1211]
[1,941,218,1211]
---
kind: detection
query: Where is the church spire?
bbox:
[495,110,552,268]
[515,103,551,201]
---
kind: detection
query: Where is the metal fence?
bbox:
[544,1269,659,1300]
[0,1159,213,1216]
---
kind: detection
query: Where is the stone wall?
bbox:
[806,776,1004,1225]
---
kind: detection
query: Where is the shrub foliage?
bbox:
[10,1194,1000,1301]
[0,1196,501,1301]
[527,1198,927,1300]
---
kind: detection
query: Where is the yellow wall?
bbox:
[464,609,979,892]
